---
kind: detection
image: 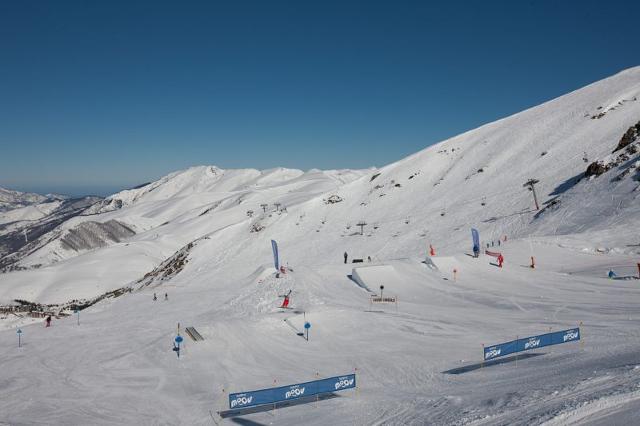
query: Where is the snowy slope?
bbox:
[1,67,640,425]
[0,200,63,225]
[0,196,102,268]
[0,186,49,212]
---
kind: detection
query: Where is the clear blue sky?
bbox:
[1,0,639,196]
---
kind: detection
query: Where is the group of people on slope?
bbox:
[153,292,168,301]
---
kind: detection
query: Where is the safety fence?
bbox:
[229,373,356,409]
[483,327,580,361]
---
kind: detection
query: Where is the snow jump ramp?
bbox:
[351,264,400,292]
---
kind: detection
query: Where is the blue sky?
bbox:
[1,0,639,196]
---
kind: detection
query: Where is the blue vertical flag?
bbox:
[271,240,279,271]
[471,228,480,252]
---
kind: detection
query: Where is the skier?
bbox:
[497,254,504,268]
[153,293,157,301]
[368,256,372,262]
[280,290,292,308]
[45,315,52,327]
[344,252,348,264]
[164,293,168,301]
[473,244,480,258]
[608,269,616,279]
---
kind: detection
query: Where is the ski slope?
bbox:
[1,67,640,425]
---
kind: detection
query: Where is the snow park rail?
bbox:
[483,328,581,361]
[184,326,204,341]
[227,373,356,410]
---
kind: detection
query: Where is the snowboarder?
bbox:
[45,315,52,327]
[344,252,348,264]
[608,269,616,279]
[153,293,157,301]
[429,245,436,256]
[497,254,504,268]
[164,293,168,301]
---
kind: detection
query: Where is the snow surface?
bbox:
[1,67,640,425]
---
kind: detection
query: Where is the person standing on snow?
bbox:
[164,293,168,301]
[45,315,52,327]
[344,252,348,264]
[153,293,157,301]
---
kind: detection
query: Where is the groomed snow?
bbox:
[1,67,640,425]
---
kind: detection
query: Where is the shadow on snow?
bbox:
[219,393,341,419]
[442,352,545,375]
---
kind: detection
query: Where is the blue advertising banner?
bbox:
[484,339,518,361]
[229,374,356,409]
[271,239,279,271]
[471,228,480,252]
[484,328,581,361]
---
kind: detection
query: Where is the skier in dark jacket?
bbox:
[45,315,52,327]
[344,252,348,264]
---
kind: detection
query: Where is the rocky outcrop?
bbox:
[613,120,640,152]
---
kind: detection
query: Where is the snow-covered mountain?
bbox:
[0,186,52,212]
[1,67,640,425]
[0,191,103,268]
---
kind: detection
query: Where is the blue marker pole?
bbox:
[17,328,22,348]
[74,309,80,326]
[304,322,311,341]
[174,335,183,358]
